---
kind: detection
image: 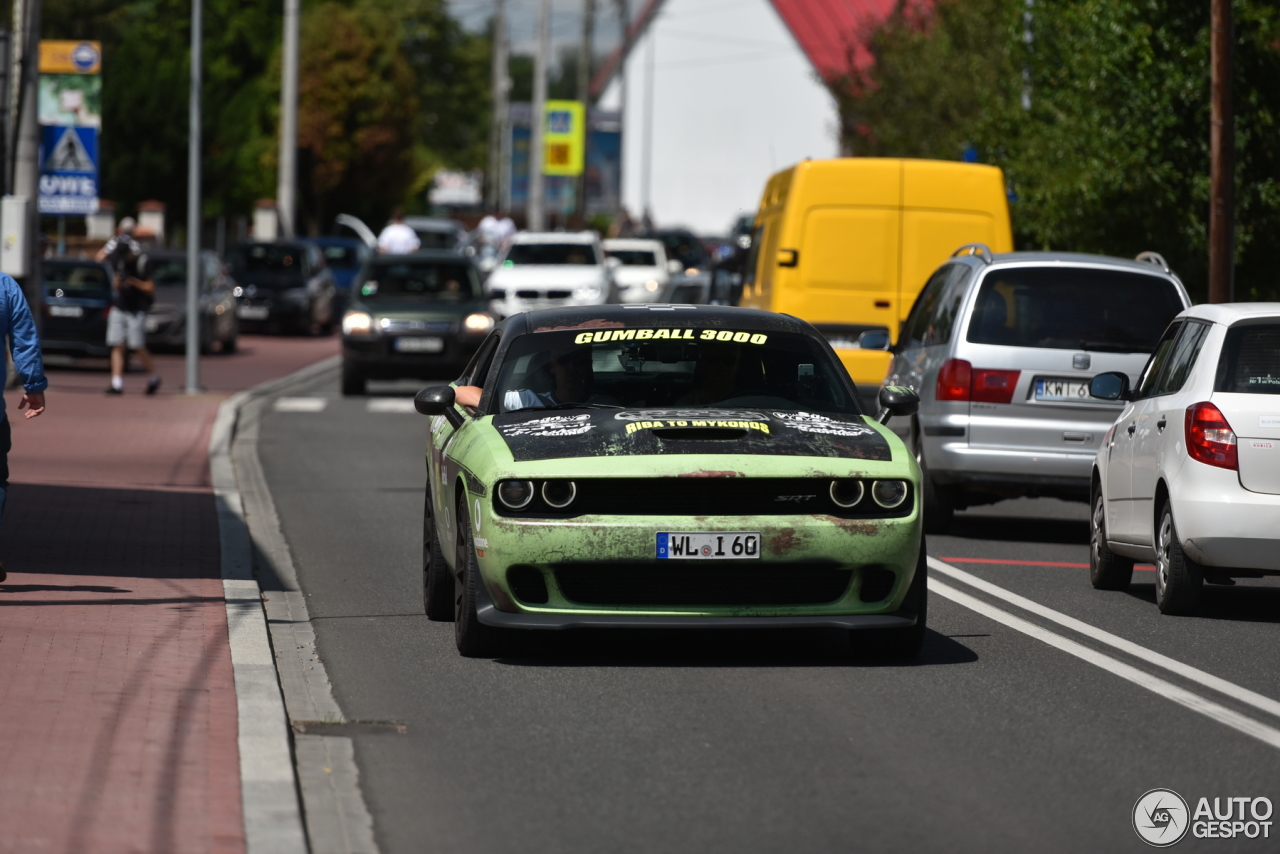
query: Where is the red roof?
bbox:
[768,0,900,80]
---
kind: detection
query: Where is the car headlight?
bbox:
[871,480,908,509]
[541,480,577,509]
[644,279,660,292]
[232,286,243,298]
[342,311,374,335]
[829,480,865,509]
[463,313,494,334]
[497,480,535,510]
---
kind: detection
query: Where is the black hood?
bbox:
[492,408,891,462]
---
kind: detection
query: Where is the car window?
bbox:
[321,245,362,268]
[358,261,481,301]
[742,225,764,288]
[1153,320,1211,397]
[202,255,221,286]
[45,263,110,296]
[492,328,858,414]
[229,245,305,277]
[463,331,502,388]
[1215,324,1280,395]
[504,243,599,266]
[966,267,1184,352]
[147,258,187,286]
[654,234,707,269]
[1133,321,1183,400]
[415,229,459,250]
[606,250,658,266]
[901,266,951,348]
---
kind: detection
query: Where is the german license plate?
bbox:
[49,305,83,318]
[394,336,444,353]
[237,305,269,320]
[1035,378,1090,402]
[657,532,760,559]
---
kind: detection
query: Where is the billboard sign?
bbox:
[39,40,101,215]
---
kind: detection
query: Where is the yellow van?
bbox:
[739,158,1013,400]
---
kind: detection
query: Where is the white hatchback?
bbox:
[1089,303,1280,614]
[602,238,670,303]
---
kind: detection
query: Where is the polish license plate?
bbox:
[657,532,760,559]
[237,305,269,320]
[1035,378,1090,402]
[394,336,444,353]
[49,305,83,318]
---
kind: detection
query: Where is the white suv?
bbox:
[485,232,615,317]
[1089,303,1280,614]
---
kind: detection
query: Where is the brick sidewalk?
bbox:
[0,334,337,854]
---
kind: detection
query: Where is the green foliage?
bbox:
[836,0,1280,301]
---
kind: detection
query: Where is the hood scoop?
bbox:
[652,427,750,441]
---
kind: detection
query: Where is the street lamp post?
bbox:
[185,0,202,393]
[1208,0,1233,303]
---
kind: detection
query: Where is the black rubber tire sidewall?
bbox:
[1155,499,1204,616]
[1089,489,1134,590]
[423,482,453,621]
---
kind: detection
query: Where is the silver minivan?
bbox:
[883,248,1191,532]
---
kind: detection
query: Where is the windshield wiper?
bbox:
[523,402,622,411]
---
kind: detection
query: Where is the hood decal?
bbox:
[493,408,890,462]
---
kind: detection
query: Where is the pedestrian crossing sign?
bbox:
[542,100,585,177]
[38,125,99,215]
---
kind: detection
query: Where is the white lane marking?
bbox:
[366,398,416,413]
[930,578,1280,750]
[274,396,328,412]
[929,557,1280,721]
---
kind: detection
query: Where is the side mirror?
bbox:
[876,385,920,425]
[1089,372,1132,402]
[414,385,464,427]
[857,329,891,351]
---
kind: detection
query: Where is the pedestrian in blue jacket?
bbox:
[0,272,48,582]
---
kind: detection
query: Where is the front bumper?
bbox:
[343,334,482,378]
[467,509,923,627]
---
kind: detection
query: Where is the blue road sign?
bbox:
[39,125,99,215]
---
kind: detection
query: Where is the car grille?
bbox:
[552,562,852,607]
[495,478,913,519]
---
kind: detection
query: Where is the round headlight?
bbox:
[541,480,577,509]
[829,479,865,509]
[497,480,535,510]
[871,480,908,509]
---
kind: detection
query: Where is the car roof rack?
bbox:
[952,243,995,264]
[1135,251,1170,272]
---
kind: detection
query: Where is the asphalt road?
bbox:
[258,367,1280,854]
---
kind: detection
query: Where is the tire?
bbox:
[454,495,507,657]
[423,481,452,621]
[341,363,366,396]
[1154,498,1204,615]
[914,427,954,535]
[1089,488,1133,590]
[855,538,928,659]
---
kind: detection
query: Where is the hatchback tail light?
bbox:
[935,359,1020,404]
[1185,402,1238,470]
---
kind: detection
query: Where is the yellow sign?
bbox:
[39,41,102,75]
[543,100,585,177]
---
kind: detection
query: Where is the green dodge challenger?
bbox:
[414,304,925,658]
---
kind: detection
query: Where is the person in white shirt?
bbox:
[377,209,420,255]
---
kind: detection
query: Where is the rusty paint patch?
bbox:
[534,319,625,332]
[831,517,882,537]
[676,470,746,478]
[768,528,799,556]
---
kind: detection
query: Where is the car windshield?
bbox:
[147,259,188,286]
[414,229,459,250]
[492,328,859,414]
[607,250,658,266]
[504,243,598,266]
[229,245,304,277]
[653,233,706,269]
[357,261,481,301]
[321,244,363,268]
[1216,324,1280,395]
[967,267,1184,352]
[45,264,109,295]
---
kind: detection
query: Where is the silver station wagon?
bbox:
[882,248,1191,532]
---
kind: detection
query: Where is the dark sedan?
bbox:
[144,250,239,354]
[41,258,114,358]
[229,241,337,335]
[340,252,493,395]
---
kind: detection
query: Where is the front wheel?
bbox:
[1154,499,1203,615]
[341,362,366,396]
[454,495,508,657]
[1089,489,1133,590]
[855,538,927,659]
[423,481,452,620]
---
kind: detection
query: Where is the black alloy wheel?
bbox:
[454,495,507,657]
[1089,488,1134,590]
[1154,498,1204,615]
[423,481,452,620]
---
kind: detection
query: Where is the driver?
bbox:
[453,345,614,412]
[677,342,741,405]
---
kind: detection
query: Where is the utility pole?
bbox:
[277,0,299,238]
[185,0,202,393]
[573,0,595,229]
[528,0,550,231]
[11,0,39,317]
[1208,0,1233,304]
[641,27,654,224]
[615,0,629,219]
[487,0,509,213]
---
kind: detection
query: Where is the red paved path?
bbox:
[0,334,337,854]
